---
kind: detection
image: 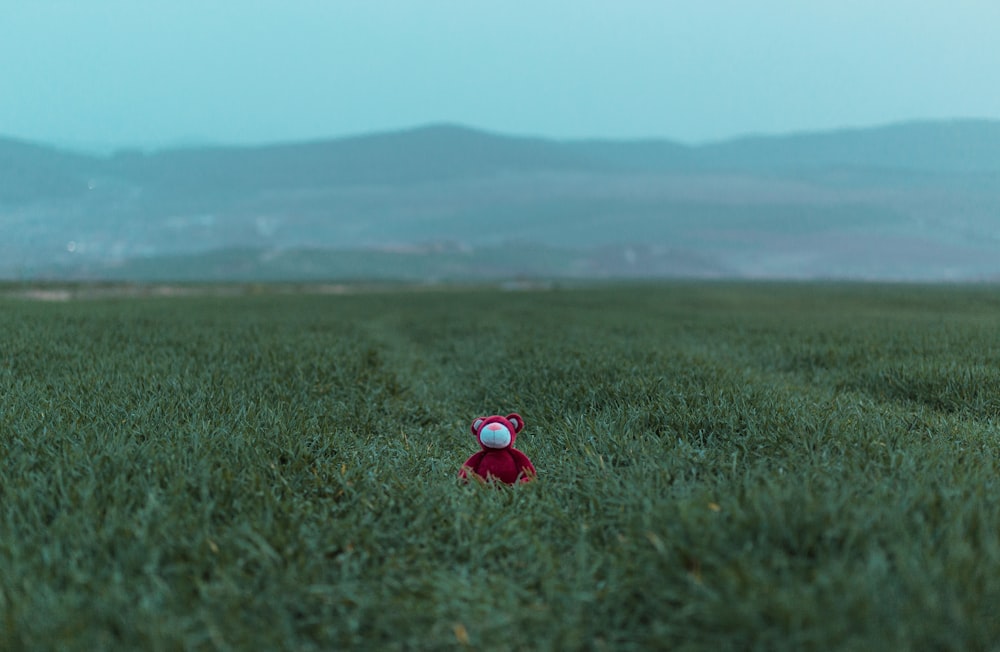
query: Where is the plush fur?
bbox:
[458,413,536,484]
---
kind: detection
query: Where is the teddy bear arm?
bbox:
[510,449,536,482]
[458,451,487,479]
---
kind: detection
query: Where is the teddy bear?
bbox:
[458,412,536,484]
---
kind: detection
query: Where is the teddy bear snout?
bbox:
[479,424,512,449]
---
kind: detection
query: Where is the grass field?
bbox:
[3,282,1000,650]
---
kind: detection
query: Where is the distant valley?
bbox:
[2,120,1000,282]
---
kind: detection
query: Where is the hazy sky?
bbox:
[2,1,999,149]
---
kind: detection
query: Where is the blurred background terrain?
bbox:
[4,119,1000,282]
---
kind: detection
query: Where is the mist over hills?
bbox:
[2,119,999,282]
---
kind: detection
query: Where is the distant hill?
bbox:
[0,136,98,203]
[697,120,1000,173]
[103,124,609,198]
[2,119,1000,281]
[4,119,1000,202]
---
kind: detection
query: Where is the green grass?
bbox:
[3,282,1000,650]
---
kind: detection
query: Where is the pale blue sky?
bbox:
[2,0,999,149]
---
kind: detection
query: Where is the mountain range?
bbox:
[2,119,1000,282]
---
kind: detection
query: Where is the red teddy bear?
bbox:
[458,413,536,484]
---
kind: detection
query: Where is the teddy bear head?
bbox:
[471,413,524,450]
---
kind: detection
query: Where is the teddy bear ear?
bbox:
[506,413,524,433]
[471,417,486,435]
